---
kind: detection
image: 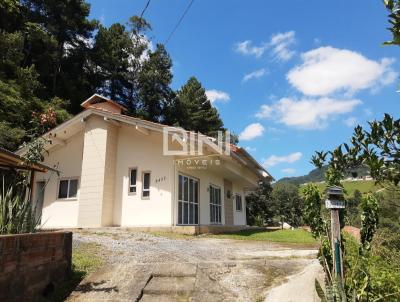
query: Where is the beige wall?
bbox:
[101,122,118,226]
[34,112,256,229]
[77,115,119,227]
[113,125,173,227]
[34,131,84,228]
[175,167,225,226]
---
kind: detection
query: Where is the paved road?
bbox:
[67,229,321,301]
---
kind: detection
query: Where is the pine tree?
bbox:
[174,77,224,136]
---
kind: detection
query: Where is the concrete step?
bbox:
[151,263,197,277]
[143,276,196,295]
[140,293,191,302]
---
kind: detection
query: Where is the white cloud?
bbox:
[235,40,266,58]
[205,89,230,104]
[270,31,296,61]
[255,104,274,119]
[256,97,362,129]
[343,117,358,127]
[242,68,267,82]
[235,31,296,61]
[282,168,296,174]
[287,47,398,96]
[263,152,302,167]
[239,123,265,141]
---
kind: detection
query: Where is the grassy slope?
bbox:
[209,229,317,245]
[153,229,317,245]
[310,180,382,197]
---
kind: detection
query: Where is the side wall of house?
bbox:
[175,168,226,226]
[101,123,118,226]
[77,116,108,227]
[113,125,174,227]
[173,167,250,227]
[34,132,84,228]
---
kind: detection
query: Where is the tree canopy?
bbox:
[0,0,232,150]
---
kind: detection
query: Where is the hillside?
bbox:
[277,165,370,185]
[311,180,382,197]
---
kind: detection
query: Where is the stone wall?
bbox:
[0,231,72,302]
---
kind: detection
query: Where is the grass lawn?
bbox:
[40,242,104,302]
[209,229,317,245]
[313,180,383,197]
[152,229,317,245]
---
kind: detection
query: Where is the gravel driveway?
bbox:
[68,229,321,302]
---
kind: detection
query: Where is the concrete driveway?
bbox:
[66,229,322,302]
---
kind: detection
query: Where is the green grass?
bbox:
[40,242,104,302]
[313,180,383,197]
[208,229,317,245]
[150,229,317,245]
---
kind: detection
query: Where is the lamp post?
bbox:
[325,186,345,283]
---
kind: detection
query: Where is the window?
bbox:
[235,194,243,211]
[129,168,137,193]
[142,172,151,198]
[210,185,222,224]
[58,178,78,199]
[178,174,199,225]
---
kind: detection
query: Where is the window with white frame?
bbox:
[142,172,151,198]
[58,178,78,199]
[210,185,222,224]
[235,194,243,211]
[129,168,137,193]
[178,174,199,225]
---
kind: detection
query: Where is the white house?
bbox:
[22,94,272,233]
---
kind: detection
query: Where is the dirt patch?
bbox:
[67,229,321,301]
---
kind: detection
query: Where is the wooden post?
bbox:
[330,209,344,281]
[326,186,345,284]
[29,170,35,201]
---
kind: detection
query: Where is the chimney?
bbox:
[81,94,126,115]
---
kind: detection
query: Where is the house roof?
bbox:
[0,147,59,173]
[18,94,273,180]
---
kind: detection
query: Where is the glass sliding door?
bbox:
[178,174,199,225]
[209,185,222,224]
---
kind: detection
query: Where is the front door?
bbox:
[224,179,233,225]
[34,181,46,222]
[178,174,199,225]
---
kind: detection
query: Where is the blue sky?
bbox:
[87,0,399,180]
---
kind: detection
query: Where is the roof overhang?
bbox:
[16,108,272,181]
[0,147,59,173]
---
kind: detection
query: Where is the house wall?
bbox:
[34,131,84,228]
[101,123,118,226]
[77,116,109,227]
[174,168,249,226]
[113,125,173,227]
[175,168,226,226]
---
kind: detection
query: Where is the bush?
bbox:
[343,231,400,301]
[0,187,39,234]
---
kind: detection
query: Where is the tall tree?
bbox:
[22,0,97,99]
[173,77,225,136]
[137,44,175,122]
[271,182,303,227]
[91,23,133,104]
[245,181,273,226]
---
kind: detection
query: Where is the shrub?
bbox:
[0,187,39,234]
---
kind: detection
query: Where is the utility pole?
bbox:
[325,186,345,283]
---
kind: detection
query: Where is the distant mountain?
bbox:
[276,165,370,185]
